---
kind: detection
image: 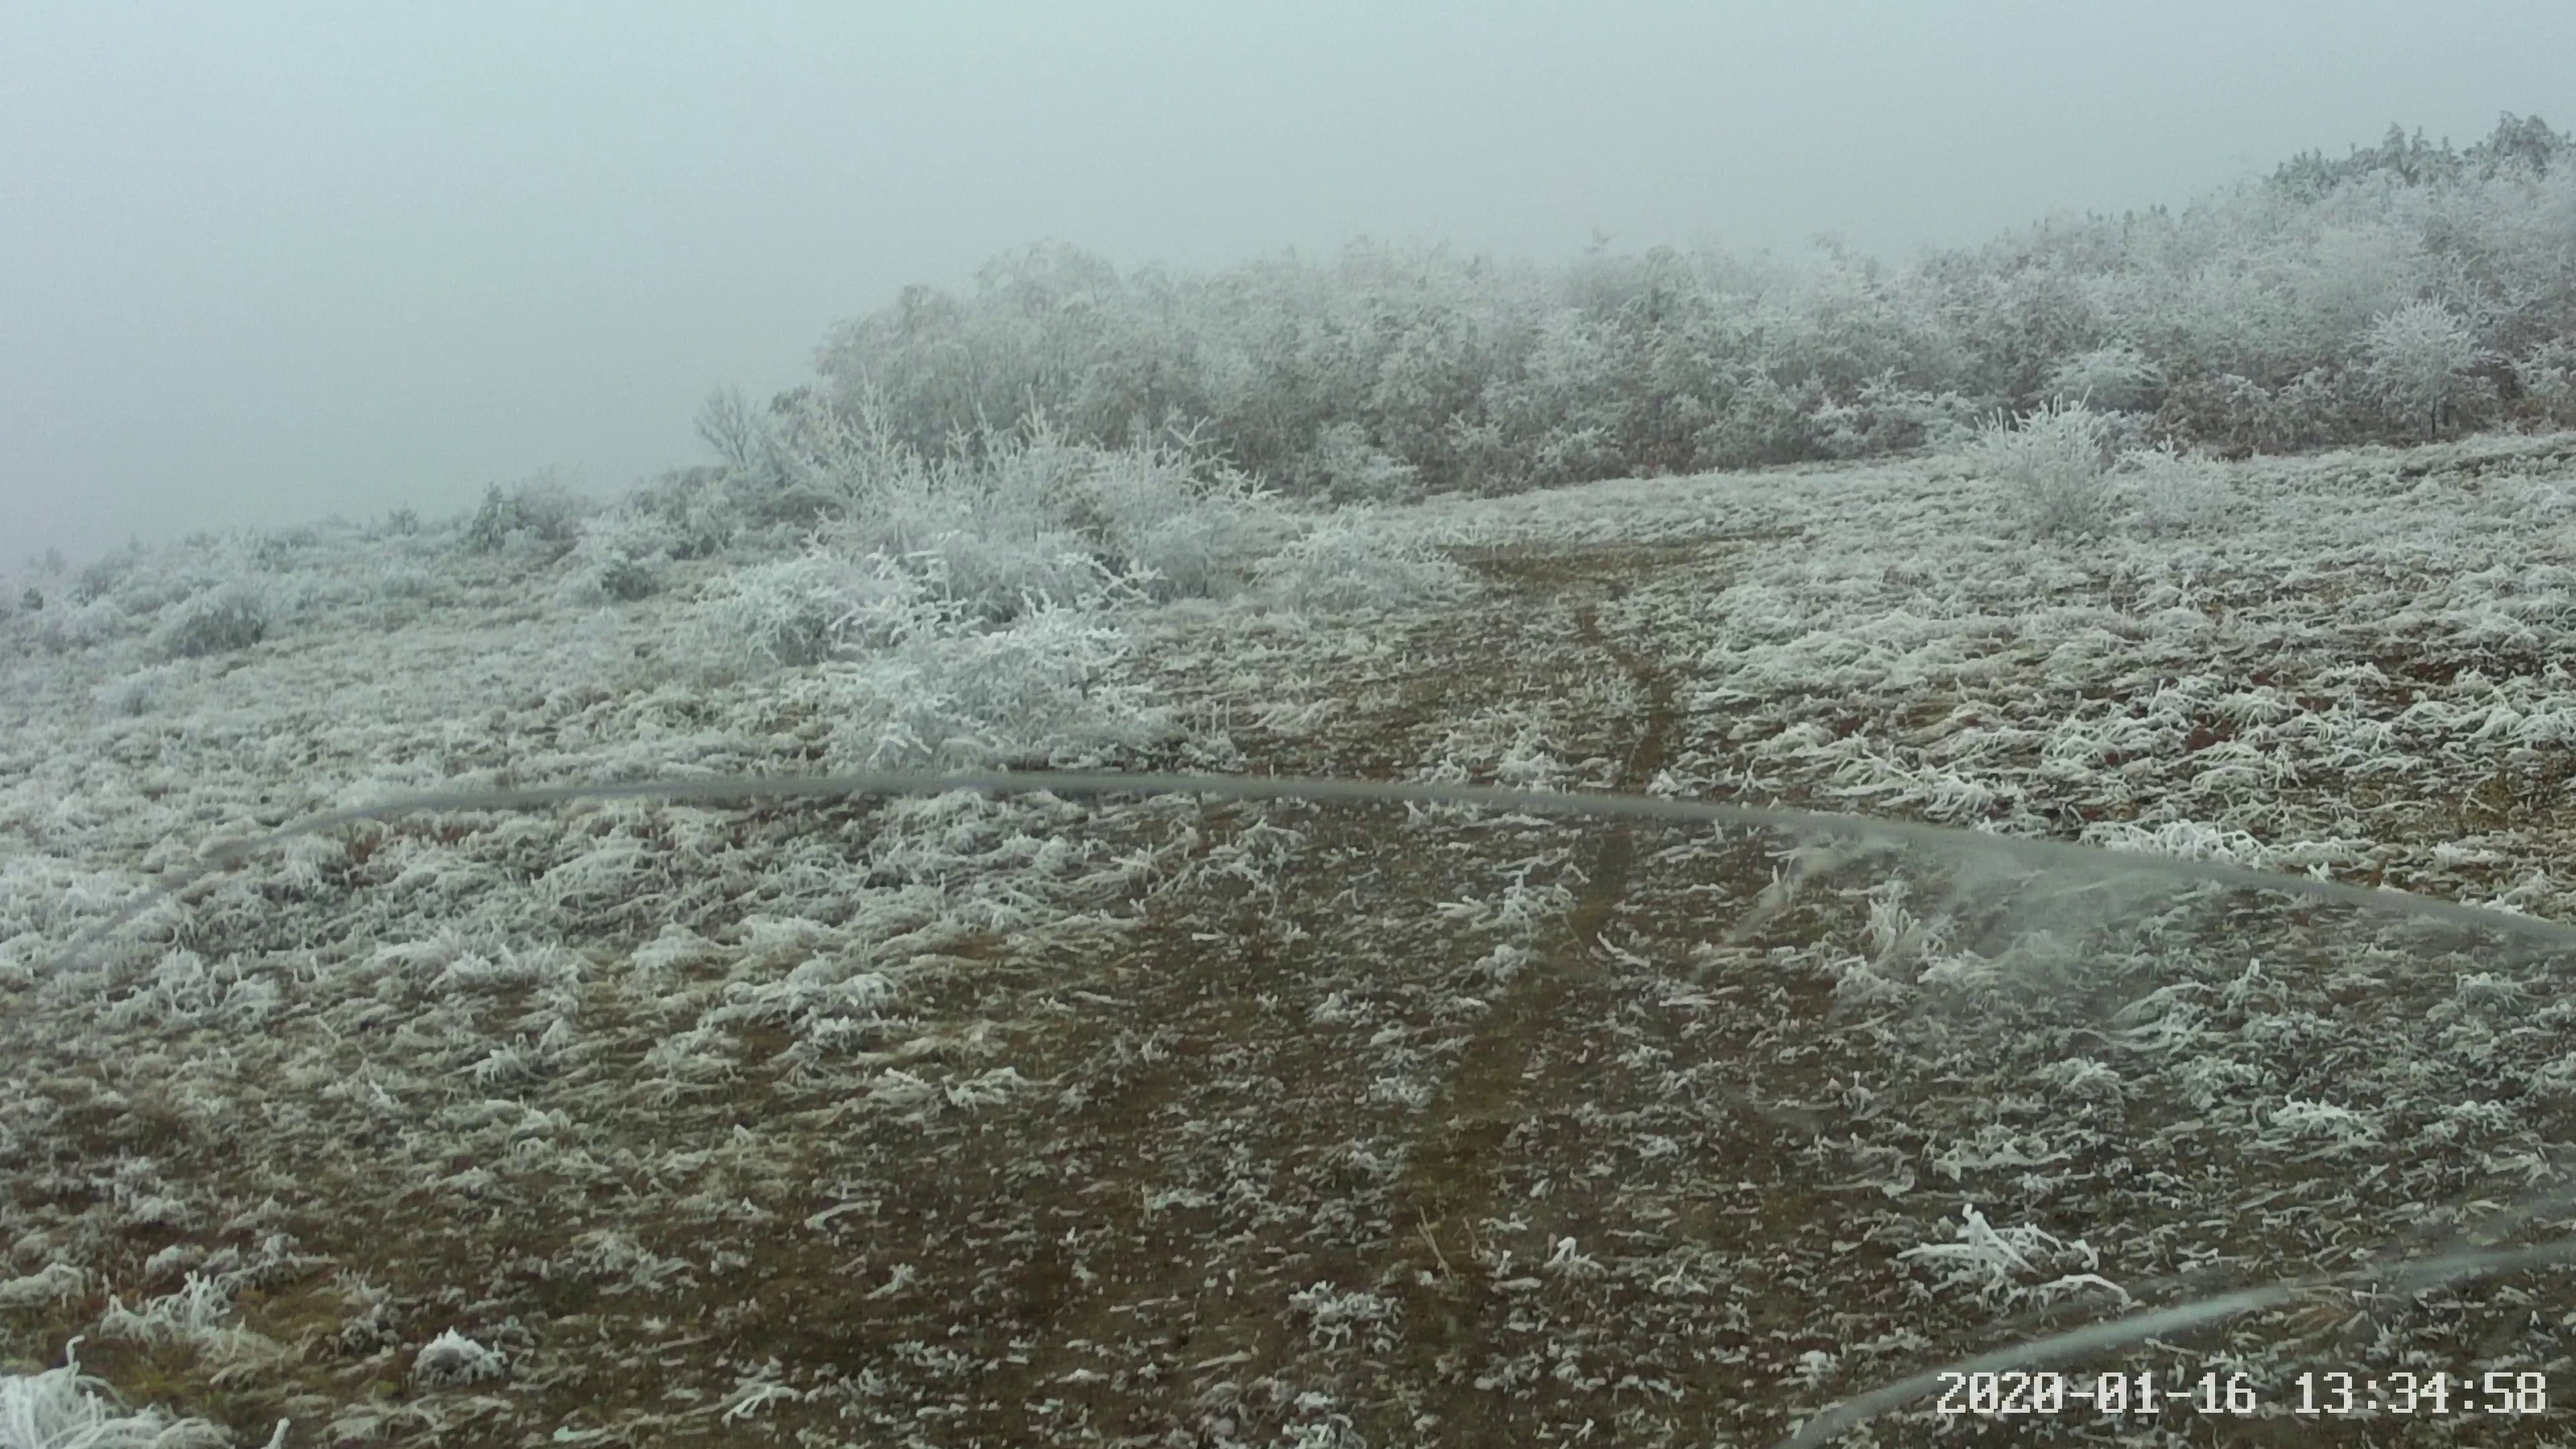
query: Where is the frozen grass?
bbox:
[51,767,2576,992]
[5,427,2576,1444]
[40,765,2576,1444]
[0,1340,244,1449]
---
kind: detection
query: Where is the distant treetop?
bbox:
[2269,113,2569,199]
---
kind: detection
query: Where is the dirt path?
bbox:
[1084,533,1860,1446]
[1373,557,1687,1444]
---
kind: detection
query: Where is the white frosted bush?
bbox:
[557,511,672,604]
[1252,516,1467,613]
[94,665,180,720]
[623,467,738,559]
[836,420,1285,612]
[800,121,2576,483]
[2043,343,2160,411]
[411,1329,508,1388]
[0,1342,231,1448]
[93,1274,237,1350]
[755,385,919,522]
[150,582,270,660]
[676,551,949,678]
[372,561,441,602]
[2110,441,2234,536]
[806,603,1169,771]
[32,597,129,653]
[1038,435,1295,599]
[2510,337,2576,425]
[2363,299,2489,434]
[810,455,1128,624]
[1964,398,2114,539]
[1305,421,1422,504]
[0,1265,86,1310]
[684,412,1312,653]
[1808,376,1988,459]
[1126,504,1294,601]
[892,530,1124,625]
[461,473,592,558]
[745,396,1310,610]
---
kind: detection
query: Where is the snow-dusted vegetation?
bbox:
[4,119,2576,1446]
[817,117,2576,496]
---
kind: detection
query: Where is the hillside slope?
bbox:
[5,431,2576,1446]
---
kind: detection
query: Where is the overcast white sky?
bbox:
[3,1,2569,568]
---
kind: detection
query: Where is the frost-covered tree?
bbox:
[693,385,772,472]
[2363,299,2491,437]
[792,116,2572,503]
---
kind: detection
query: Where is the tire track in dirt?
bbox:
[1383,563,1683,1443]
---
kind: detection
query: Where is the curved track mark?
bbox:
[1383,584,1682,1441]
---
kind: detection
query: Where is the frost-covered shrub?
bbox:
[251,526,321,572]
[2157,364,2370,455]
[2512,337,2576,425]
[1030,428,1295,598]
[462,474,588,558]
[705,381,1045,537]
[2044,343,2161,411]
[2259,365,2373,451]
[1252,515,1467,612]
[802,603,1170,771]
[1694,372,1832,470]
[69,549,141,604]
[814,415,1289,614]
[153,582,269,659]
[786,117,2570,495]
[1809,374,1989,458]
[670,408,1350,682]
[677,552,949,678]
[625,466,738,560]
[907,531,1124,625]
[557,511,672,604]
[1304,421,1422,504]
[373,562,441,602]
[1123,494,1297,601]
[1469,311,1628,491]
[694,384,775,474]
[1965,398,2114,539]
[412,1329,509,1388]
[0,1342,230,1448]
[2363,299,2493,437]
[2110,441,2235,536]
[97,663,181,718]
[595,553,658,601]
[30,596,123,653]
[2154,372,2271,455]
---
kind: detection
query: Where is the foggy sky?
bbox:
[5,1,2569,569]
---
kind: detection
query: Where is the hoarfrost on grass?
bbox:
[410,1329,509,1389]
[0,1344,234,1449]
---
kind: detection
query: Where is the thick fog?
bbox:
[3,1,2567,567]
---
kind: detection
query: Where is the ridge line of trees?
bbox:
[747,114,2576,506]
